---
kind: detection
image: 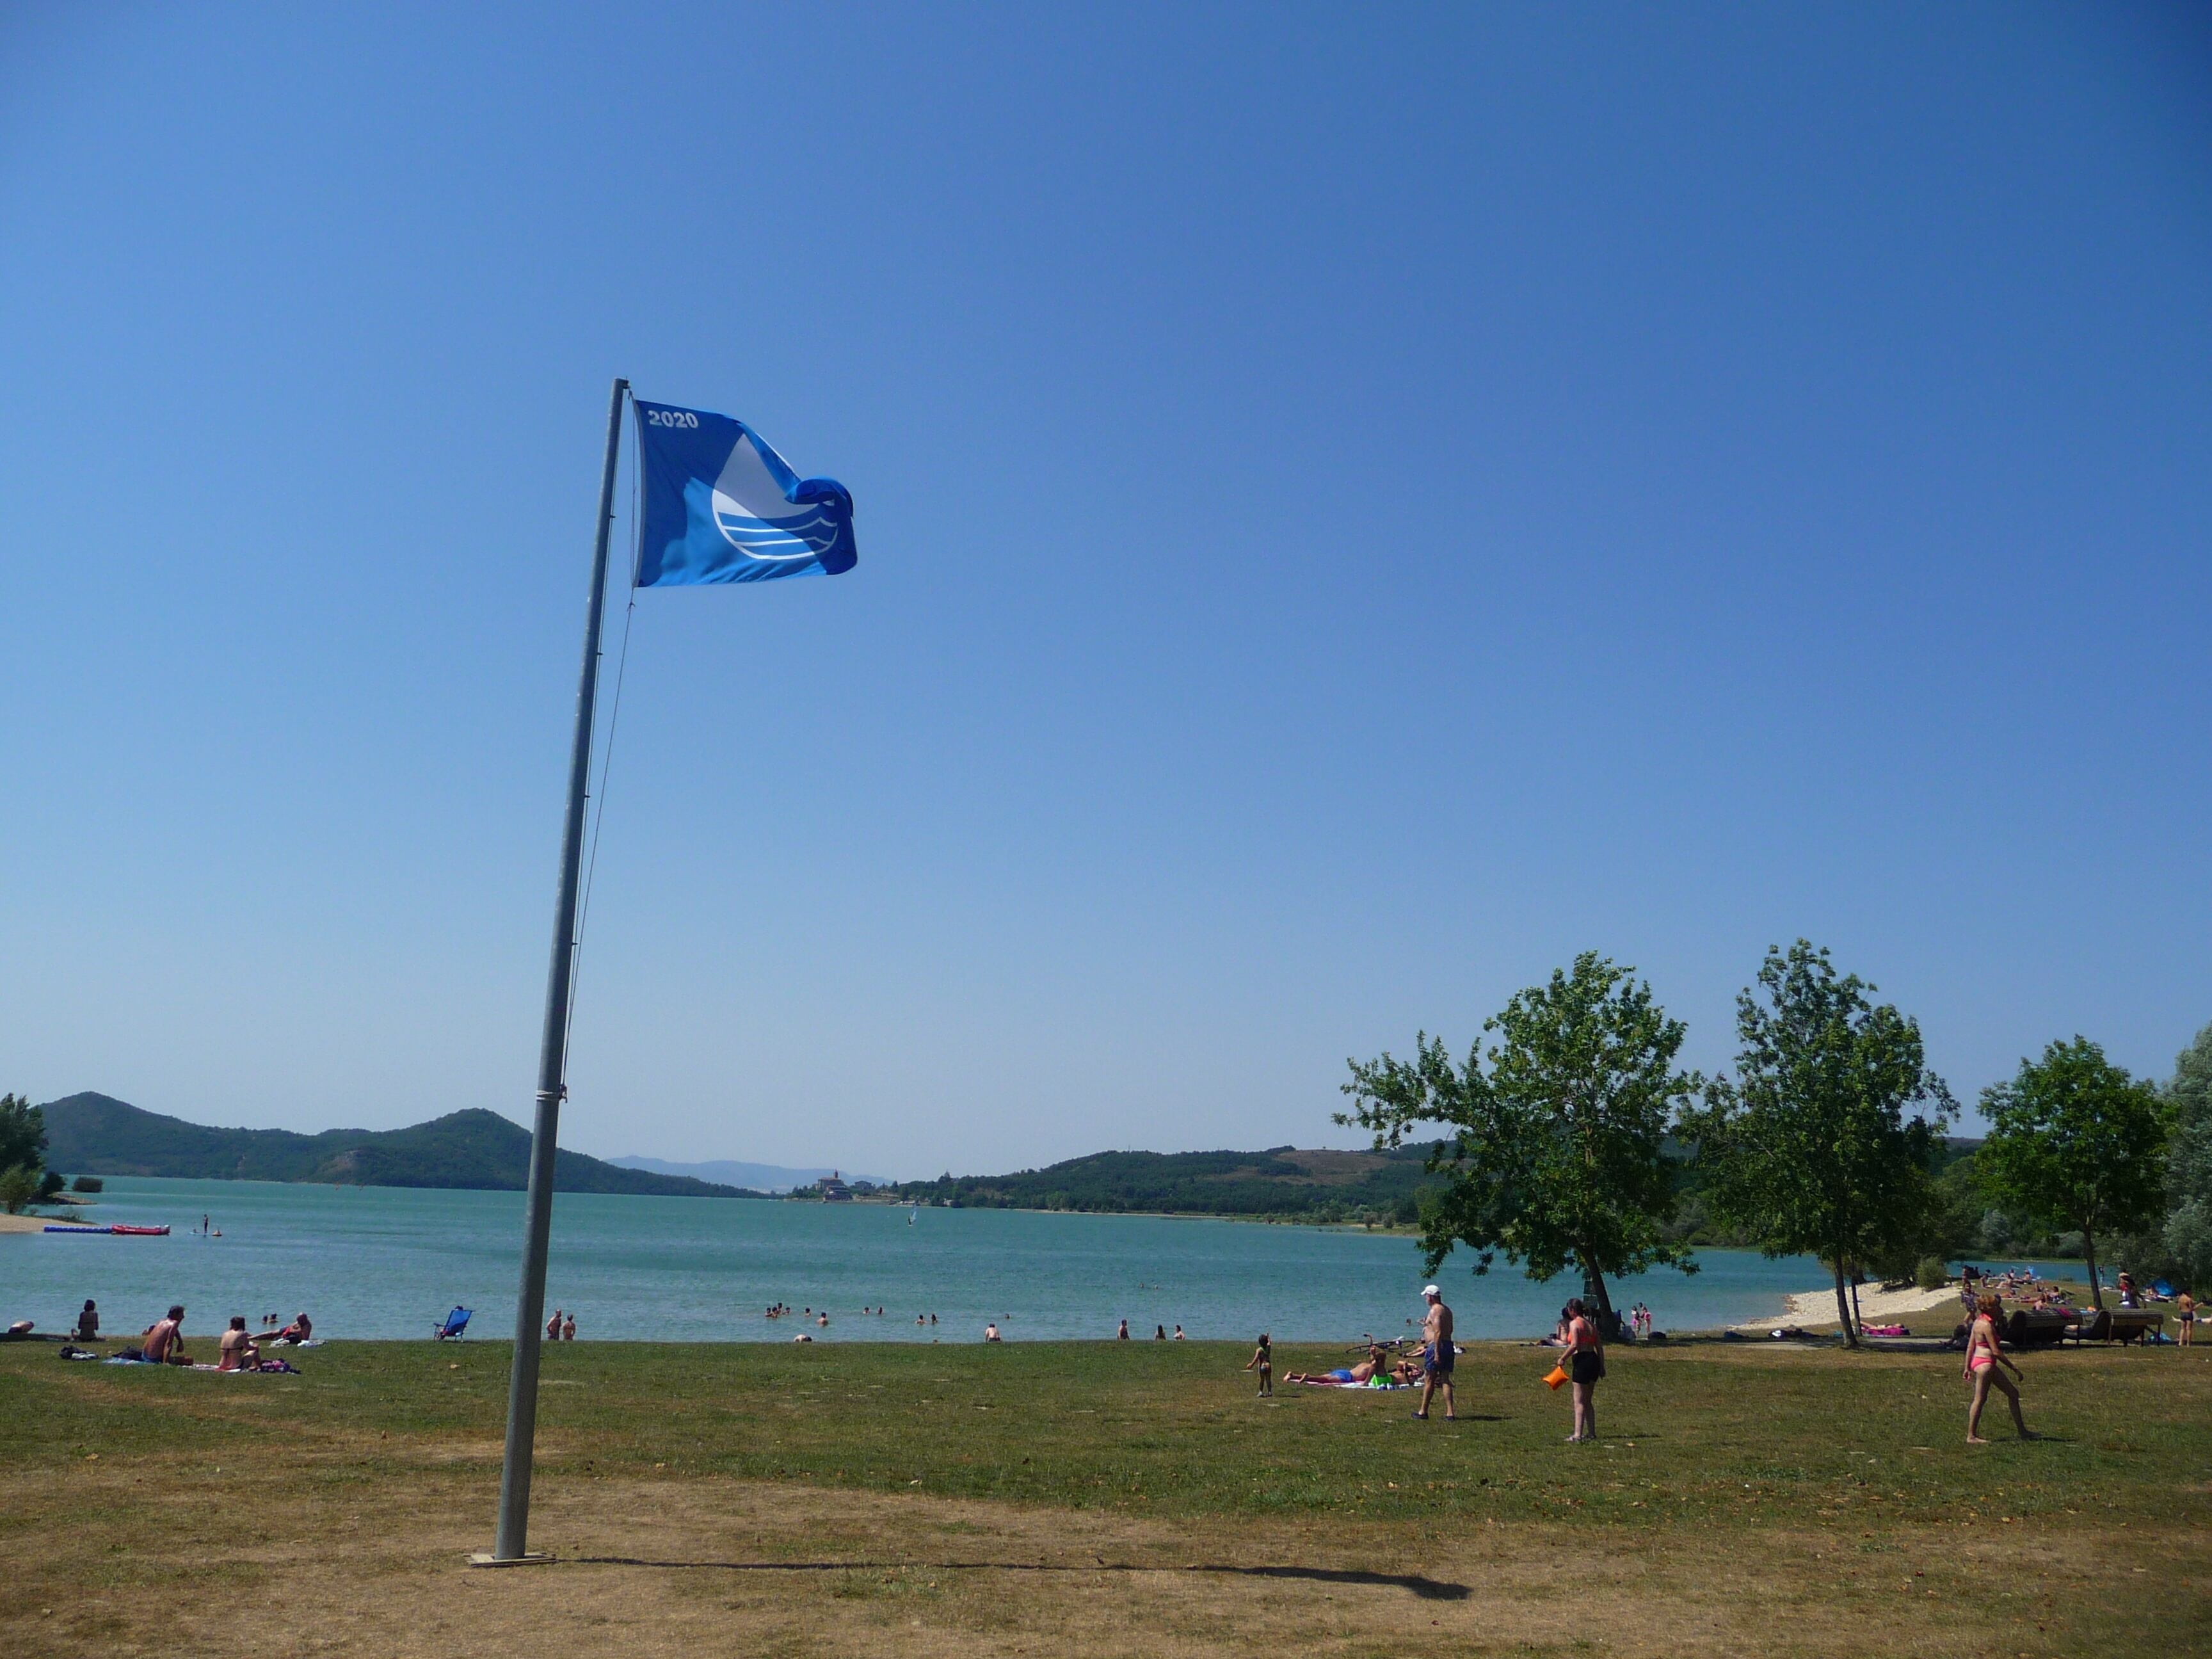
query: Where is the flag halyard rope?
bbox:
[561,394,644,1085]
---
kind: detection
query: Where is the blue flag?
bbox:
[632,399,857,586]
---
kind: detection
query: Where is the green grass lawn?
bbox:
[8,1334,2204,1524]
[4,1336,2207,1658]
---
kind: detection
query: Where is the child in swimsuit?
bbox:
[1963,1293,2033,1444]
[1244,1334,1272,1396]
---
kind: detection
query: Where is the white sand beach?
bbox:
[1731,1281,1962,1331]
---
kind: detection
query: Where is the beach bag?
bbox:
[1543,1363,1569,1390]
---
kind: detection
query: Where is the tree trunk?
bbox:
[1582,1256,1623,1342]
[1833,1258,1858,1347]
[1849,1267,1864,1331]
[2083,1228,2103,1313]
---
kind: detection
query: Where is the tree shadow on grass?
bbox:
[561,1557,1470,1600]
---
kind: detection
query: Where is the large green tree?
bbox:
[1338,951,1700,1336]
[1686,942,1953,1347]
[0,1093,45,1174]
[2159,1022,2212,1290]
[1979,1038,2170,1311]
[0,1093,49,1212]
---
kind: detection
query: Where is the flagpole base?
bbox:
[469,1551,556,1568]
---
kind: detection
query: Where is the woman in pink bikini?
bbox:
[1963,1293,2034,1445]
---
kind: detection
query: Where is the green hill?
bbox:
[38,1093,762,1198]
[892,1144,1444,1222]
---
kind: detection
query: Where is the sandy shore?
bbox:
[1731,1281,1962,1331]
[0,1214,51,1234]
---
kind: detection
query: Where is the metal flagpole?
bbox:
[481,374,630,1565]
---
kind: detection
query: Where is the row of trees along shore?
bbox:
[1342,941,2207,1347]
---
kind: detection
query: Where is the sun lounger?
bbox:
[2005,1310,2071,1348]
[2065,1308,2165,1345]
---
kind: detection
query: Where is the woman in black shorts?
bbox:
[1562,1297,1604,1443]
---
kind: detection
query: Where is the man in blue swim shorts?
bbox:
[1415,1285,1456,1420]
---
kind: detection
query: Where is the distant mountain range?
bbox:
[610,1156,893,1193]
[892,1144,1445,1222]
[33,1093,1430,1219]
[39,1093,765,1198]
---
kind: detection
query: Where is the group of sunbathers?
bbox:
[1960,1266,2194,1318]
[1284,1342,1425,1389]
[92,1302,310,1370]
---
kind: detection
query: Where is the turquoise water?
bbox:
[10,1176,1900,1345]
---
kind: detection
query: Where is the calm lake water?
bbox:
[4,1177,1994,1345]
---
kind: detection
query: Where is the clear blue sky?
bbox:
[3,6,2208,1176]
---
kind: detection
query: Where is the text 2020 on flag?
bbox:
[632,399,857,586]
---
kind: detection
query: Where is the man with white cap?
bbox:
[1415,1284,1455,1421]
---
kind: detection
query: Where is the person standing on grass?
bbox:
[2178,1290,2195,1347]
[1562,1297,1603,1443]
[1414,1285,1455,1422]
[1964,1293,2035,1445]
[562,1313,576,1342]
[545,1308,562,1341]
[1245,1333,1271,1395]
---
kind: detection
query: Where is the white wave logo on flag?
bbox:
[710,431,841,561]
